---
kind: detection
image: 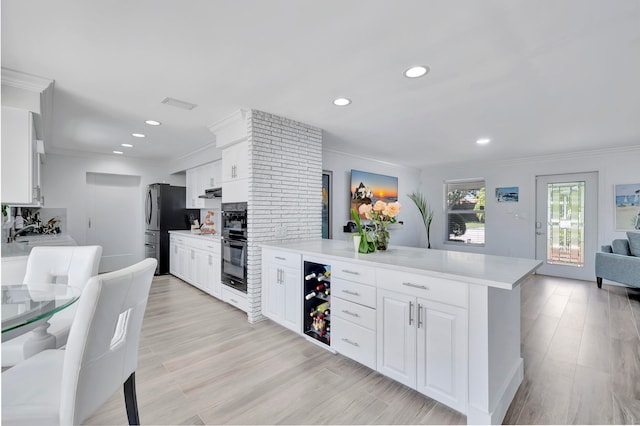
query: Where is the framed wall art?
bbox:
[496,186,519,202]
[615,183,640,231]
[350,169,398,218]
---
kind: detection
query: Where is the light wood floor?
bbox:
[85,274,640,425]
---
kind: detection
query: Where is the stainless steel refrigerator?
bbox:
[144,183,198,274]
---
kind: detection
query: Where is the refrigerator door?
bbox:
[145,185,160,231]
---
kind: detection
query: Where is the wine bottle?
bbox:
[323,308,331,316]
[305,290,317,300]
[304,272,318,280]
[316,283,328,291]
[315,302,330,313]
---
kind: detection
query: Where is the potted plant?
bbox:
[408,192,434,248]
[350,208,376,253]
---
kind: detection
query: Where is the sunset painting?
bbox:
[350,169,398,218]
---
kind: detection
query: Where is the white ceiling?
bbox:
[2,0,639,169]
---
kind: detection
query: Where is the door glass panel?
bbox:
[546,181,585,267]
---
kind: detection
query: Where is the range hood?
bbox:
[198,187,222,199]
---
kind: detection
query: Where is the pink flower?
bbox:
[358,203,373,219]
[373,200,387,212]
[386,201,401,218]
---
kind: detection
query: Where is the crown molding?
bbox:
[1,68,53,92]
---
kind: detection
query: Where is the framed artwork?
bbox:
[322,170,332,238]
[496,186,519,203]
[615,183,640,231]
[350,169,398,218]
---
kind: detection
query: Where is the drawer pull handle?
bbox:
[342,310,360,318]
[342,290,360,296]
[342,270,360,275]
[402,282,429,290]
[341,338,360,347]
[207,245,215,249]
[275,256,286,261]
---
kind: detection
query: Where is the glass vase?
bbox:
[373,221,389,251]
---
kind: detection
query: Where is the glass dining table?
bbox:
[1,284,81,346]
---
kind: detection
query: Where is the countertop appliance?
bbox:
[145,183,198,274]
[221,202,247,292]
[198,187,222,199]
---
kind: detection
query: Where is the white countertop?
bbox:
[261,239,542,290]
[1,234,77,258]
[168,230,221,241]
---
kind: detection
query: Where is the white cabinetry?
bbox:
[262,249,302,333]
[1,107,43,205]
[169,234,221,298]
[186,161,222,209]
[221,140,248,203]
[376,270,468,413]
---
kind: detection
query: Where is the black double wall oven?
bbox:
[221,202,248,293]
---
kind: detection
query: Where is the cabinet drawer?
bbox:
[332,297,376,330]
[333,278,376,308]
[221,286,248,312]
[332,260,375,284]
[376,269,468,308]
[332,317,376,370]
[196,238,221,253]
[264,249,301,269]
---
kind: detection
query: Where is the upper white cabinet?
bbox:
[221,141,249,203]
[1,107,43,206]
[208,109,249,203]
[186,161,222,208]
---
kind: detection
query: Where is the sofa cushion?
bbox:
[612,239,631,256]
[628,232,640,257]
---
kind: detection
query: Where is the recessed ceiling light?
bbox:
[161,97,197,110]
[132,133,145,138]
[121,143,133,148]
[476,138,491,145]
[333,97,351,106]
[113,150,123,155]
[145,120,161,126]
[404,65,430,78]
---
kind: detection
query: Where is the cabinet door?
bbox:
[193,249,209,290]
[1,107,36,204]
[376,289,416,388]
[264,264,285,322]
[169,242,178,275]
[210,250,222,298]
[281,265,302,333]
[186,168,201,208]
[416,299,467,412]
[222,178,248,203]
[222,141,248,182]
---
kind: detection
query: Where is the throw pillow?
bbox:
[627,232,640,257]
[612,239,631,256]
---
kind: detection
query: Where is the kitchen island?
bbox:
[261,239,541,425]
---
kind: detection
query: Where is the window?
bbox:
[445,179,485,245]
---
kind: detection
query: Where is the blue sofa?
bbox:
[595,232,640,288]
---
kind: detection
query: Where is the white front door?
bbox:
[86,172,141,273]
[535,172,598,281]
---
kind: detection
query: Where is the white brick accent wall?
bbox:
[246,110,323,323]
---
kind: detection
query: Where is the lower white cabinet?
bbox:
[377,288,467,412]
[262,249,302,333]
[170,234,221,299]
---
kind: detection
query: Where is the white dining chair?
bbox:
[2,257,157,426]
[2,245,103,367]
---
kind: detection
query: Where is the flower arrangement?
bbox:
[358,200,402,251]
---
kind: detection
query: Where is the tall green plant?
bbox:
[408,192,434,249]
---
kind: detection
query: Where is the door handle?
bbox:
[409,301,414,325]
[417,303,423,328]
[536,231,544,235]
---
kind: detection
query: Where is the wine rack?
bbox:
[303,260,331,346]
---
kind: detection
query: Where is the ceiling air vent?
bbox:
[161,97,197,110]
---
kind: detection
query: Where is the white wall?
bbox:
[322,149,423,248]
[419,146,640,260]
[41,152,186,261]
